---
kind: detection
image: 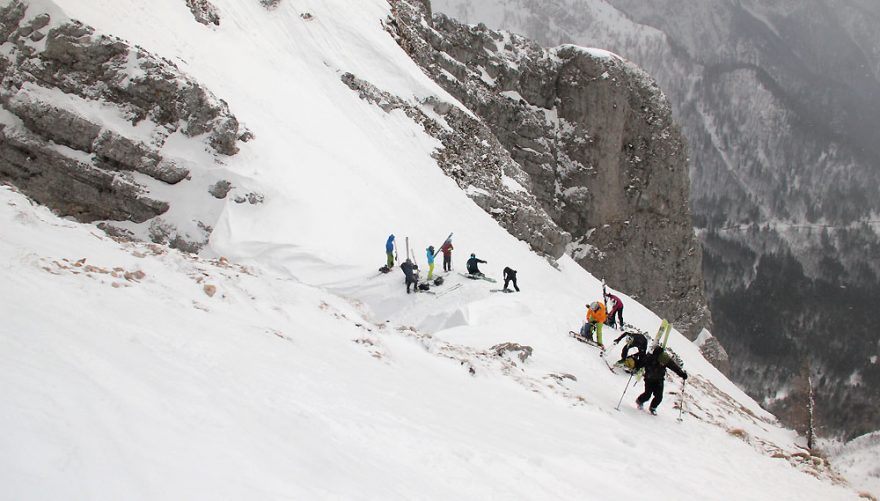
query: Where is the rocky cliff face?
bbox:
[0,0,250,252]
[387,0,710,338]
[431,0,880,440]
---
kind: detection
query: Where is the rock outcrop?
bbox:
[185,0,220,26]
[341,73,570,258]
[386,0,710,337]
[0,1,246,250]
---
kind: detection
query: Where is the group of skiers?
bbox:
[578,293,688,415]
[384,234,519,294]
[384,234,687,416]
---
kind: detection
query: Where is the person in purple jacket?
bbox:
[605,292,624,329]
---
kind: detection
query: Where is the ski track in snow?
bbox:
[0,0,866,498]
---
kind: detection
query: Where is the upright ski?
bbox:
[650,319,672,350]
[601,279,608,312]
[433,232,453,258]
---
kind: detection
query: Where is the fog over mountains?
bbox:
[433,0,880,440]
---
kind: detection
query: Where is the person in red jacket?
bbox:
[605,292,624,329]
[440,239,454,272]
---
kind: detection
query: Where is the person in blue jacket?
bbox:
[426,246,436,280]
[385,234,396,268]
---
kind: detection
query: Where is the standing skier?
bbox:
[466,253,486,276]
[635,346,688,415]
[440,239,454,272]
[425,246,436,281]
[385,234,397,268]
[400,258,418,294]
[613,331,648,367]
[605,292,624,329]
[581,301,607,348]
[502,267,520,292]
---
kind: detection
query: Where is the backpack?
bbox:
[658,349,684,369]
[433,276,444,286]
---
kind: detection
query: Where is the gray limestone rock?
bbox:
[6,94,102,151]
[490,342,533,363]
[695,329,731,376]
[0,1,245,253]
[185,0,220,26]
[0,125,168,223]
[209,179,232,199]
[92,130,189,184]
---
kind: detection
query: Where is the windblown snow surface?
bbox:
[0,0,865,499]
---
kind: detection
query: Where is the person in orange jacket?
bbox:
[581,301,607,348]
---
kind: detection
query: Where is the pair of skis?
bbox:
[434,283,463,298]
[568,330,618,373]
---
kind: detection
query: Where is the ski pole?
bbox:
[615,372,635,411]
[677,379,687,422]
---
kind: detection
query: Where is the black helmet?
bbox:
[470,253,476,258]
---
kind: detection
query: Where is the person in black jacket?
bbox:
[466,253,486,276]
[635,346,687,415]
[614,331,648,366]
[502,267,519,292]
[400,259,418,294]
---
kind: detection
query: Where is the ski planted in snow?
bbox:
[676,379,687,423]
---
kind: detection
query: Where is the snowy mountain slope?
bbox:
[0,0,865,498]
[0,183,856,499]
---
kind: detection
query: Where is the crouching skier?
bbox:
[581,301,607,348]
[614,331,648,368]
[466,253,486,277]
[400,258,418,294]
[502,267,519,292]
[635,346,687,415]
